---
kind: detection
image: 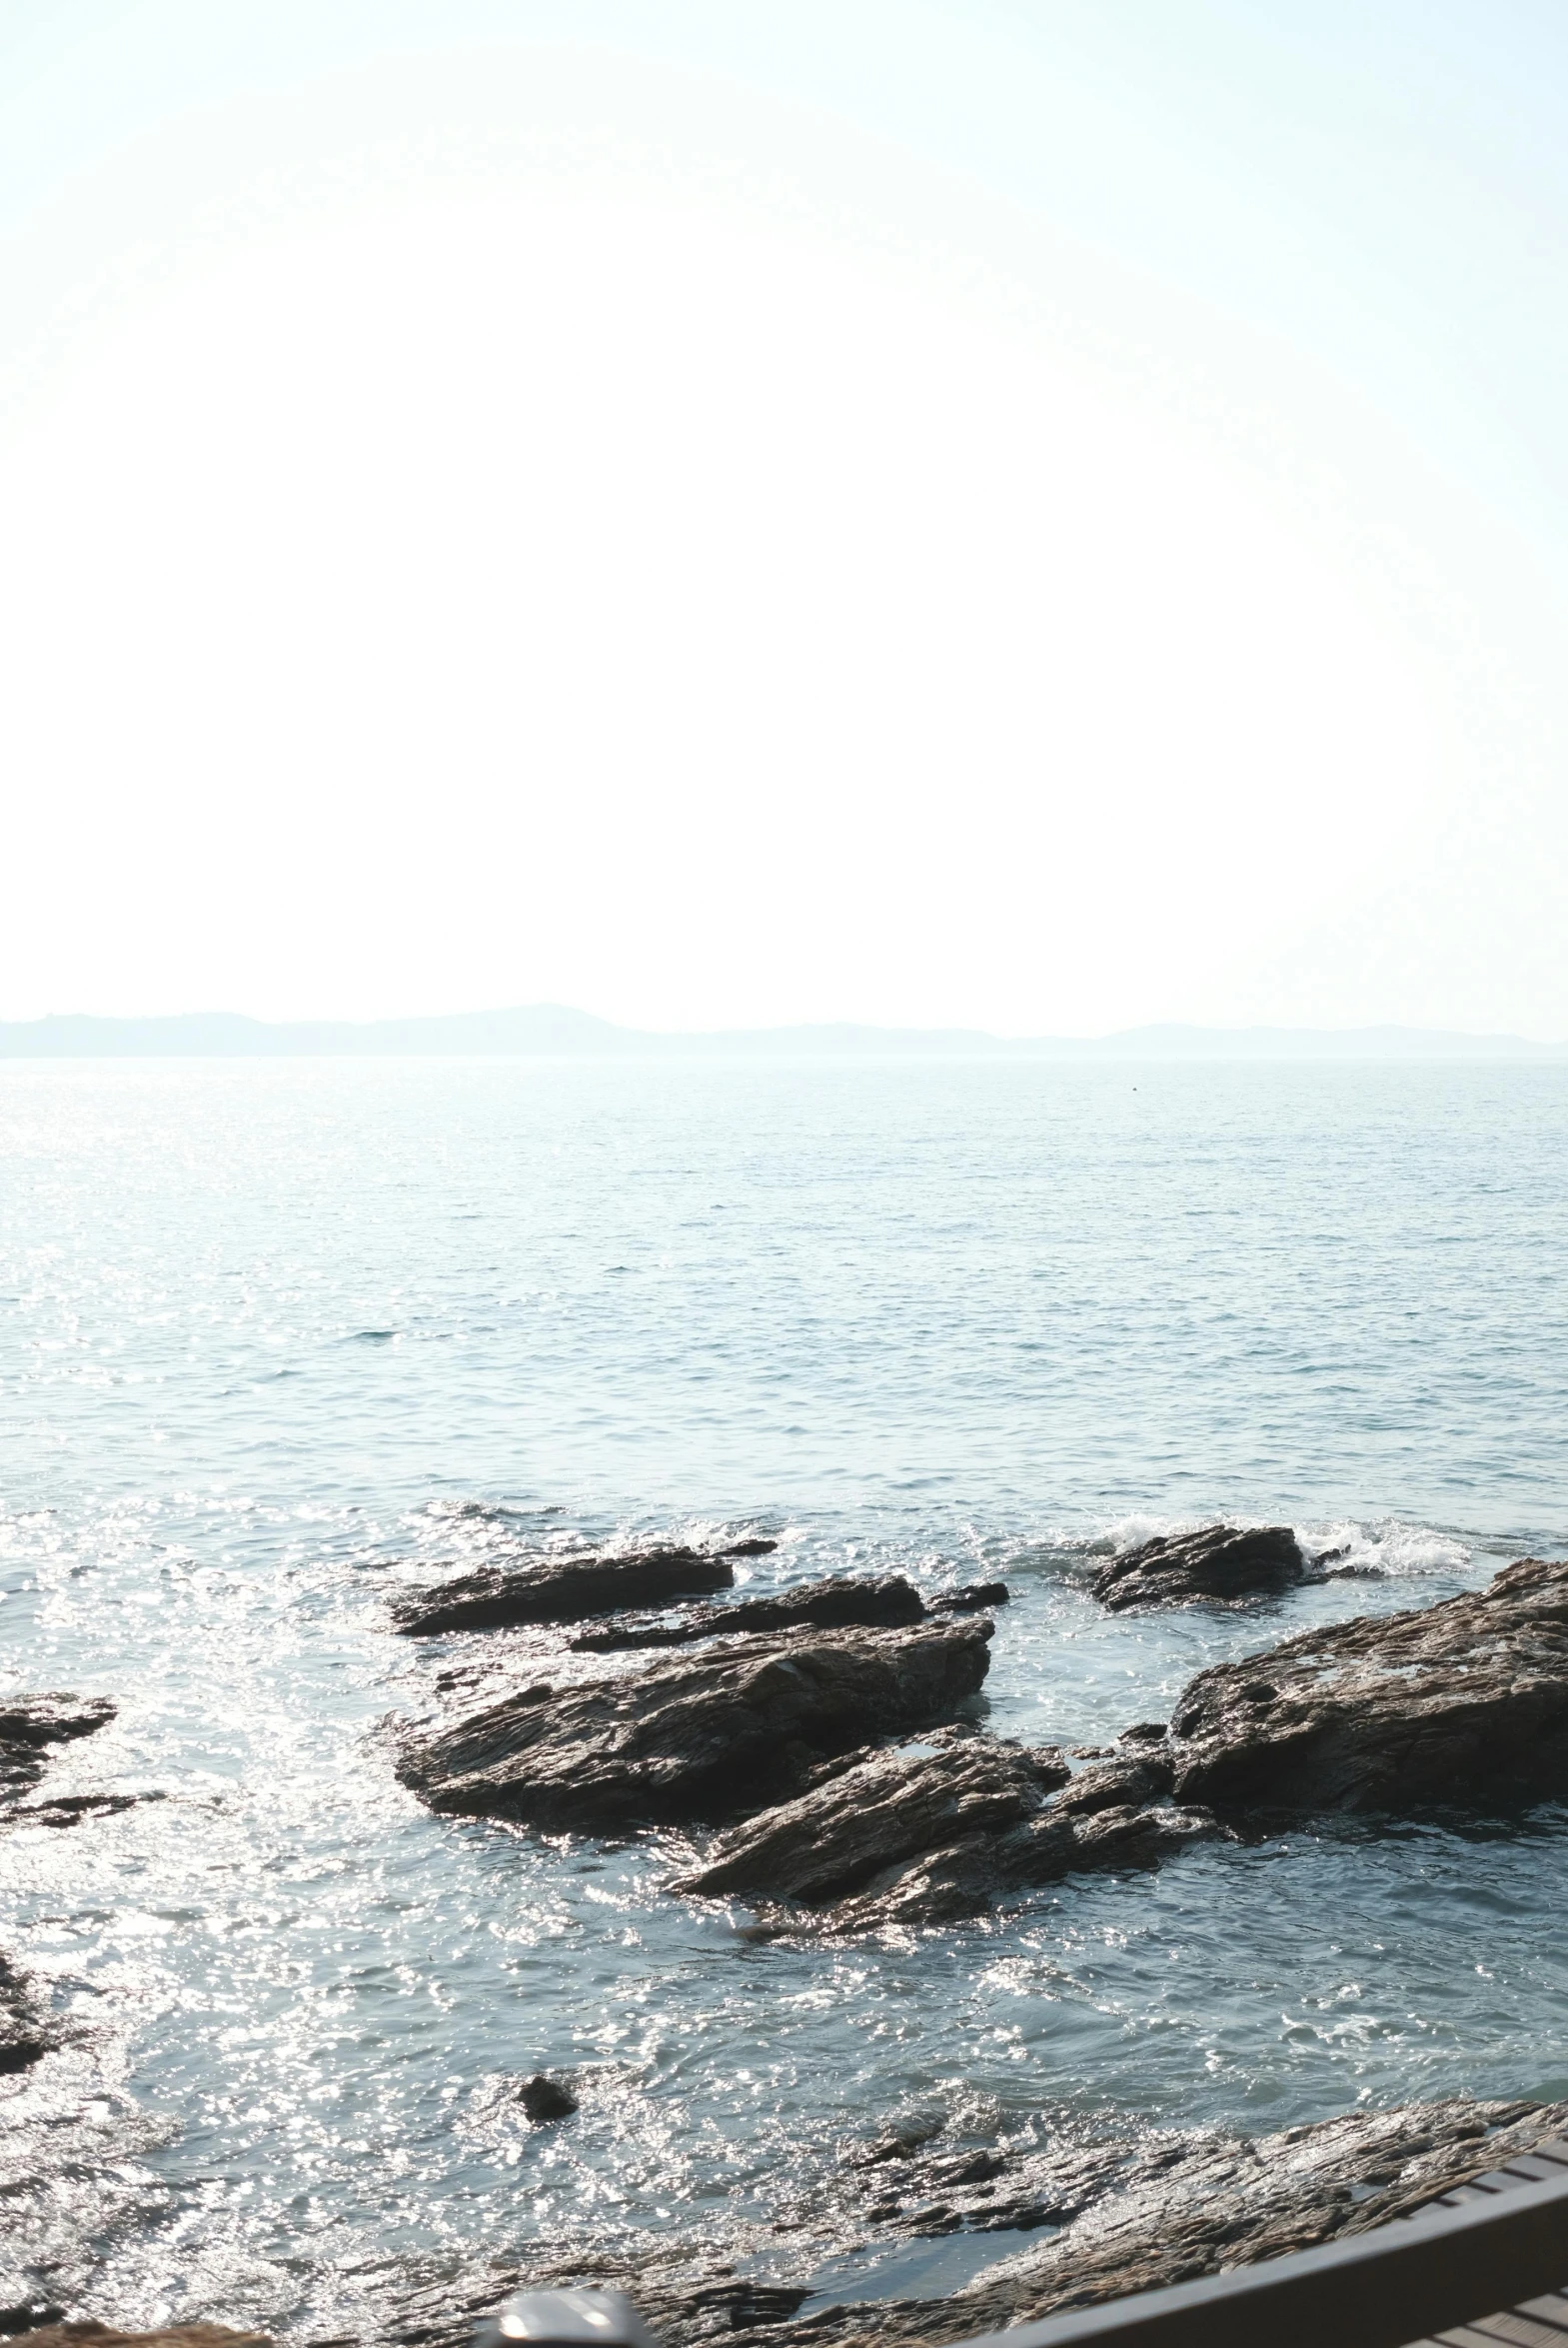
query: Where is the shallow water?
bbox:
[3,1057,1567,2335]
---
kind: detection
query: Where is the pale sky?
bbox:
[3,1,1568,1037]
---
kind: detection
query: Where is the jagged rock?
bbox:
[1092,1524,1304,1611]
[671,1729,1069,1904]
[1168,1554,1568,1816]
[929,1582,1010,1614]
[680,1741,1216,1936]
[820,1798,1222,1934]
[378,2096,1568,2348]
[571,1574,926,1652]
[771,2095,1568,2348]
[392,1545,763,1635]
[518,2074,578,2123]
[0,1694,116,1804]
[395,1619,994,1831]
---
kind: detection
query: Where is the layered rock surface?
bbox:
[1167,1554,1568,1816]
[672,1729,1070,1904]
[392,1545,767,1635]
[396,1619,994,1831]
[380,2095,1568,2348]
[572,1573,926,1652]
[1092,1524,1304,1610]
[675,1739,1222,1932]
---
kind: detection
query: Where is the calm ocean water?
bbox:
[4,1057,1567,2334]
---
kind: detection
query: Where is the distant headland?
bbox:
[0,1008,1564,1059]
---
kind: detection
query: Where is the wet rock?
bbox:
[393,1546,748,1635]
[0,1951,57,2073]
[1091,1524,1304,1611]
[0,1694,116,1805]
[1166,1554,1568,1818]
[821,1798,1222,1934]
[766,2095,1568,2348]
[571,1574,926,1653]
[685,1740,1215,1936]
[672,1730,1069,1905]
[395,1619,994,1832]
[11,2327,272,2348]
[380,2096,1568,2348]
[11,1792,144,1831]
[518,2074,578,2123]
[928,1582,1010,1615]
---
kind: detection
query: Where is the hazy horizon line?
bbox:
[2,1005,1566,1060]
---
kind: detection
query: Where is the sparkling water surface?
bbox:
[3,1057,1567,2333]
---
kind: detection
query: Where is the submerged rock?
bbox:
[1168,1553,1568,1817]
[393,1545,755,1635]
[0,1693,117,1805]
[571,1574,926,1653]
[396,1619,994,1832]
[672,1729,1069,1905]
[929,1581,1010,1614]
[0,1949,57,2073]
[1091,1524,1304,1611]
[518,2074,579,2123]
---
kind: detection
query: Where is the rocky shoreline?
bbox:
[11,1518,1568,2347]
[390,1526,1568,1936]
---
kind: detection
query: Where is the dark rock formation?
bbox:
[1091,1524,1304,1611]
[929,1582,1010,1614]
[518,2074,578,2123]
[672,1730,1070,1904]
[820,1790,1221,1935]
[393,1545,755,1635]
[9,1791,143,1830]
[571,1574,926,1652]
[676,1737,1220,1935]
[377,2096,1568,2348]
[0,1694,117,1805]
[395,1619,994,1831]
[1168,1553,1568,1817]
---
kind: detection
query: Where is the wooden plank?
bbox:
[947,2161,1568,2348]
[1511,2300,1568,2329]
[1463,2315,1568,2347]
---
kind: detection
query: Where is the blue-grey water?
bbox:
[3,1057,1567,2336]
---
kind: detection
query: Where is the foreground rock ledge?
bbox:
[395,1619,994,1831]
[1091,1523,1304,1611]
[1167,1553,1568,1815]
[380,2093,1568,2348]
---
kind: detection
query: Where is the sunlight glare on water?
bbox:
[3,1057,1567,2333]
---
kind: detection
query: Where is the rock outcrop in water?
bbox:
[380,2094,1568,2348]
[392,1543,770,1635]
[672,1728,1070,1904]
[674,1737,1223,1932]
[1166,1554,1568,1816]
[1091,1523,1305,1610]
[572,1573,927,1652]
[396,1619,994,1831]
[1,1693,117,1807]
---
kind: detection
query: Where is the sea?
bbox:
[4,1056,1567,2336]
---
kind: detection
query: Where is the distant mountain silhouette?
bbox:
[0,1009,1562,1058]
